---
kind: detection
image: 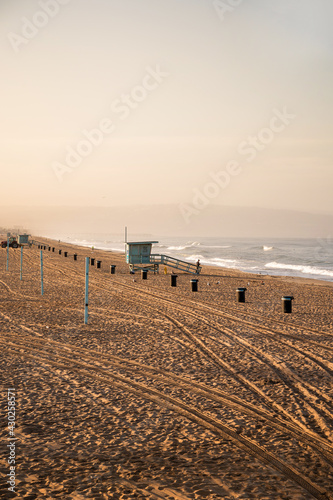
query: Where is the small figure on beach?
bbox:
[196,259,200,270]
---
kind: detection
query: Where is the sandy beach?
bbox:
[1,237,332,499]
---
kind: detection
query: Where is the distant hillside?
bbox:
[0,205,332,238]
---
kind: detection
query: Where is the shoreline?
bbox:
[34,235,333,288]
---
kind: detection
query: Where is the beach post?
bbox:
[74,253,77,261]
[20,246,23,280]
[171,274,178,287]
[64,251,68,257]
[96,260,101,269]
[141,269,148,280]
[236,287,247,303]
[124,226,127,255]
[110,265,116,274]
[6,234,9,271]
[90,257,95,266]
[282,296,294,313]
[84,257,89,324]
[40,250,44,296]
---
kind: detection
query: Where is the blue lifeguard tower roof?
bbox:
[126,241,158,245]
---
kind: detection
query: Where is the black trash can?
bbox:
[96,260,101,269]
[171,274,178,287]
[52,247,55,252]
[64,251,68,258]
[110,265,116,274]
[236,287,247,303]
[90,257,95,266]
[73,253,77,261]
[48,247,51,251]
[191,279,198,292]
[282,296,294,313]
[59,249,62,255]
[141,269,148,280]
[44,246,47,250]
[38,245,40,249]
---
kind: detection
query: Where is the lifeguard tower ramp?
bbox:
[126,241,201,275]
[150,254,201,274]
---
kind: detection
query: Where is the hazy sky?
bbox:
[1,0,332,216]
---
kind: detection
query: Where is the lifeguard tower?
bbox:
[126,241,159,273]
[17,234,30,246]
[126,240,201,275]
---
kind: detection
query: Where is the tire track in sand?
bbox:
[1,329,332,469]
[1,341,331,500]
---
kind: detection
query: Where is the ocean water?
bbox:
[53,233,333,282]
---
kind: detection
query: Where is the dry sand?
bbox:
[0,237,332,499]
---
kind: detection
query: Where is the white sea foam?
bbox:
[211,257,239,265]
[185,255,240,269]
[167,245,188,251]
[265,261,333,278]
[263,245,273,251]
[167,241,201,251]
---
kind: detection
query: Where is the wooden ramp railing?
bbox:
[150,254,201,274]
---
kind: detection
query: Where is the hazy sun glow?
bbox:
[1,0,332,235]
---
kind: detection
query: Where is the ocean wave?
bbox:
[167,241,201,251]
[265,261,333,278]
[263,246,273,251]
[185,255,240,269]
[167,245,188,251]
[211,257,239,265]
[186,254,205,261]
[200,245,232,250]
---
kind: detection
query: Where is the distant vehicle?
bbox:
[1,237,19,248]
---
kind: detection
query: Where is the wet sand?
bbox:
[0,237,332,499]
